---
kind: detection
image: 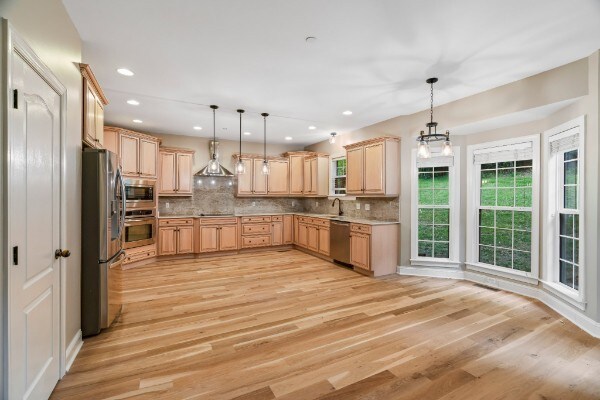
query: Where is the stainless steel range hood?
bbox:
[194,140,233,177]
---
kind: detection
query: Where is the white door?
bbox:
[8,46,62,399]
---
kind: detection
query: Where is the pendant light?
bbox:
[207,105,220,172]
[234,109,246,174]
[329,132,337,144]
[261,113,270,175]
[416,78,453,158]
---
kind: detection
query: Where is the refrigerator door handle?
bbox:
[116,167,126,240]
[99,248,125,265]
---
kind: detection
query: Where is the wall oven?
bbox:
[124,179,156,209]
[124,209,156,249]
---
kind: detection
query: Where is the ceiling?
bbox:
[63,0,600,145]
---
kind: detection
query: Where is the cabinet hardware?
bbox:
[55,249,71,259]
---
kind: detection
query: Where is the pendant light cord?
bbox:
[212,106,217,159]
[430,81,434,125]
[263,115,267,161]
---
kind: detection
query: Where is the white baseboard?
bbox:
[65,329,83,372]
[397,265,600,338]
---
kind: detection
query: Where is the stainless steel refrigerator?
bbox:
[82,149,126,337]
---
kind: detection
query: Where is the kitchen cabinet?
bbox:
[197,217,239,253]
[302,155,329,196]
[120,133,139,175]
[111,127,160,179]
[272,217,283,246]
[318,227,330,255]
[296,216,330,256]
[283,215,293,244]
[140,139,158,178]
[235,156,253,195]
[158,219,194,256]
[80,64,108,149]
[349,223,398,277]
[289,154,304,195]
[267,159,289,194]
[252,159,268,195]
[103,127,119,155]
[158,226,177,256]
[123,244,156,265]
[158,147,195,196]
[297,223,308,248]
[241,216,272,248]
[307,225,319,252]
[344,137,400,196]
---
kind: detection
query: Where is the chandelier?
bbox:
[416,78,453,158]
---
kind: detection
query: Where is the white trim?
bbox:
[397,266,600,338]
[410,147,461,264]
[329,154,347,196]
[542,116,585,305]
[466,134,540,282]
[65,330,83,372]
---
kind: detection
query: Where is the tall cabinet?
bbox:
[79,64,108,149]
[344,137,400,196]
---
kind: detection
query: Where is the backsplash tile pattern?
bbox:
[158,176,399,221]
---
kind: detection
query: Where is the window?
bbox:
[331,156,346,195]
[466,136,539,281]
[543,117,584,304]
[411,148,460,266]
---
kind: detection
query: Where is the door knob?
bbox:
[55,249,71,259]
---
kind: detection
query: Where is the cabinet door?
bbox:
[158,227,177,256]
[219,225,238,251]
[252,159,267,195]
[307,225,319,252]
[268,160,289,194]
[364,142,384,194]
[83,84,97,146]
[346,147,364,194]
[293,215,300,244]
[298,223,308,248]
[289,155,304,195]
[120,133,139,175]
[350,233,370,269]
[177,226,194,254]
[200,226,219,252]
[158,152,177,194]
[94,100,104,148]
[318,227,330,256]
[283,215,293,244]
[236,158,253,195]
[103,129,118,155]
[176,153,193,194]
[139,139,158,178]
[272,221,283,246]
[310,158,318,195]
[303,159,312,194]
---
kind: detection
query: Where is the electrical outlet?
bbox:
[291,201,295,207]
[252,201,256,207]
[316,201,319,207]
[165,202,170,209]
[365,204,370,211]
[355,203,361,210]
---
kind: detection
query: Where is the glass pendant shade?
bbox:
[261,160,270,175]
[417,139,431,159]
[234,158,246,174]
[207,155,219,172]
[329,132,337,144]
[441,139,454,156]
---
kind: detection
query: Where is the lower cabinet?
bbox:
[296,217,330,256]
[318,227,330,255]
[349,223,399,277]
[158,220,194,256]
[124,244,156,264]
[283,215,293,244]
[241,216,272,248]
[198,218,239,253]
[350,232,370,270]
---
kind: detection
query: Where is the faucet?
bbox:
[332,198,343,216]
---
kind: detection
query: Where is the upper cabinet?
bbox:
[344,137,400,196]
[234,155,300,197]
[79,64,108,149]
[285,151,329,197]
[158,147,195,196]
[104,126,161,179]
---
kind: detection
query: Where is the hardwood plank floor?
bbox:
[51,250,600,399]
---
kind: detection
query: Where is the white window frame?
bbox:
[410,147,461,268]
[466,135,540,284]
[329,154,347,197]
[542,116,585,309]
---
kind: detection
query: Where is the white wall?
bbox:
[0,0,84,378]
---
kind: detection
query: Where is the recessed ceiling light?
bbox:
[132,119,143,123]
[243,131,251,136]
[308,125,316,130]
[117,68,134,76]
[127,99,139,105]
[193,126,202,130]
[285,136,293,141]
[342,110,353,115]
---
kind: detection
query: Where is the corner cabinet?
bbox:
[345,137,400,196]
[350,223,399,277]
[158,147,195,196]
[80,64,108,149]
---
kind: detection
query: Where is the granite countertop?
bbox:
[158,212,399,226]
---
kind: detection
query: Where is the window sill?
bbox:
[541,280,586,310]
[328,195,356,201]
[410,258,461,268]
[465,262,539,285]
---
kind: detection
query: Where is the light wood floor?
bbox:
[52,250,600,400]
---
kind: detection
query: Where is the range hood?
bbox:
[194,140,234,177]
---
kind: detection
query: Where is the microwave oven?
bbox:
[123,179,156,209]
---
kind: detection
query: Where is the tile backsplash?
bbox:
[158,176,399,221]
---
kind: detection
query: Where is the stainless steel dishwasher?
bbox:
[330,220,351,264]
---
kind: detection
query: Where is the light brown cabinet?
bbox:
[350,232,370,270]
[283,215,293,244]
[318,227,330,255]
[268,159,289,194]
[80,64,108,149]
[349,223,398,277]
[235,156,254,195]
[197,217,239,253]
[120,133,140,175]
[302,155,329,196]
[289,155,305,195]
[344,137,399,196]
[112,127,160,179]
[252,159,268,195]
[158,219,194,256]
[272,219,283,246]
[140,139,158,178]
[295,216,330,256]
[158,147,194,196]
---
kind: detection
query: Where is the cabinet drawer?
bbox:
[315,218,330,227]
[199,217,238,225]
[241,216,271,223]
[159,218,193,226]
[242,223,271,235]
[271,215,283,222]
[241,235,271,248]
[124,249,156,263]
[351,223,372,234]
[298,216,313,224]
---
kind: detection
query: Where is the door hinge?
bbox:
[13,246,18,265]
[13,89,18,109]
